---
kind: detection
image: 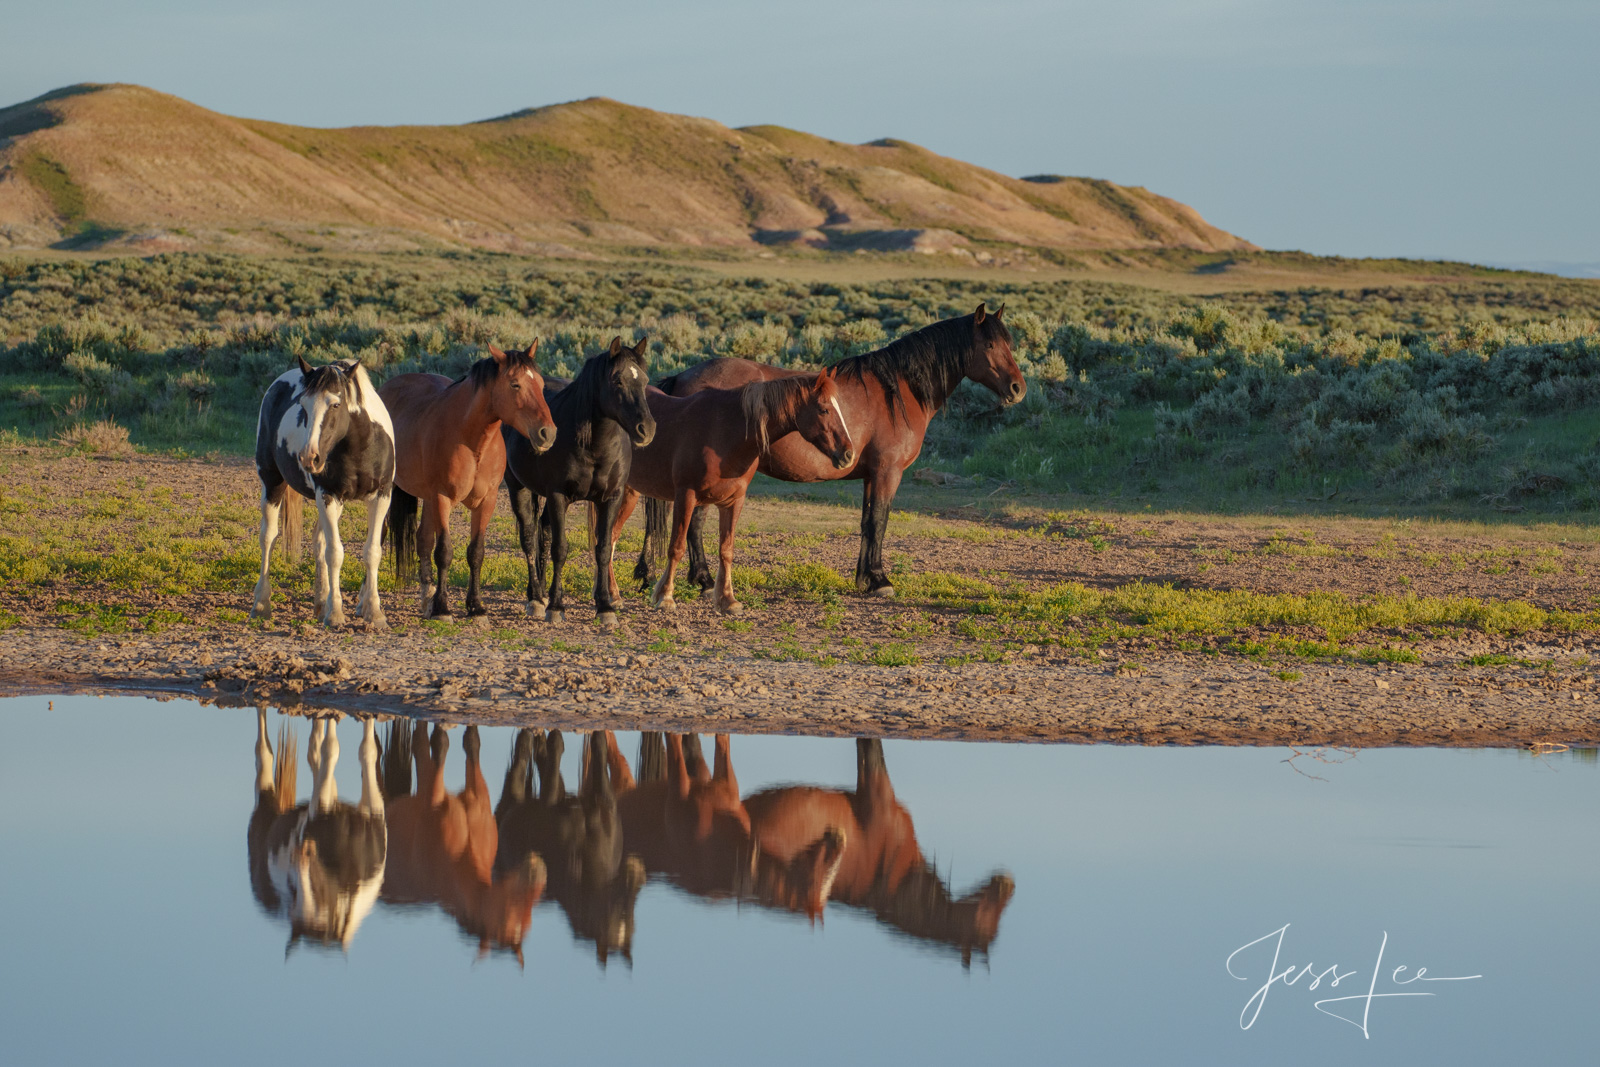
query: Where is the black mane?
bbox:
[550,345,645,432]
[460,346,538,390]
[830,313,1007,419]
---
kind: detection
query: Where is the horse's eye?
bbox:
[512,382,521,390]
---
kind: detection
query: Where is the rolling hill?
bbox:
[0,83,1255,258]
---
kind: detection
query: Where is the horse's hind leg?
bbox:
[424,496,454,618]
[685,506,715,593]
[310,715,341,816]
[255,707,274,794]
[356,489,390,629]
[712,498,744,615]
[251,482,286,620]
[508,480,546,615]
[855,471,901,597]
[464,501,491,617]
[357,717,384,817]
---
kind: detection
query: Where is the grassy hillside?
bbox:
[0,84,1253,257]
[3,251,1599,522]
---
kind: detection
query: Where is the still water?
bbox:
[0,694,1594,1066]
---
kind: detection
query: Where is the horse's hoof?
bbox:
[868,585,897,599]
[717,600,744,616]
[364,614,388,632]
[248,608,270,623]
[525,600,547,617]
[595,611,620,629]
[466,606,488,618]
[545,609,566,624]
[656,598,677,613]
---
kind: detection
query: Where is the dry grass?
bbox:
[54,417,131,454]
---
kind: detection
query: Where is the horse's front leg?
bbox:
[356,489,390,629]
[713,496,744,615]
[316,494,348,627]
[593,494,625,628]
[310,714,341,816]
[612,488,639,604]
[685,505,716,593]
[251,482,285,620]
[863,469,902,597]
[357,716,384,817]
[651,491,695,611]
[508,479,545,616]
[545,496,569,624]
[312,517,329,613]
[464,497,493,618]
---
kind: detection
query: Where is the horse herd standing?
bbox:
[250,304,1023,629]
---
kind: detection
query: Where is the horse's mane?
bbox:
[830,313,1009,419]
[740,376,813,452]
[460,346,538,390]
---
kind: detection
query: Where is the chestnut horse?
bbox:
[613,370,853,615]
[609,732,845,919]
[655,304,1023,597]
[503,337,654,627]
[382,342,556,619]
[379,721,547,963]
[742,738,1015,965]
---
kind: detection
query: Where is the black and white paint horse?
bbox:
[252,356,396,628]
[248,710,388,952]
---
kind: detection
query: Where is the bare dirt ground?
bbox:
[3,449,1599,747]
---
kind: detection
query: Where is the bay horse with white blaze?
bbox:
[617,369,853,614]
[382,342,556,619]
[655,303,1023,597]
[502,337,654,626]
[252,356,396,628]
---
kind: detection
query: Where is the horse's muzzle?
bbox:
[834,449,855,470]
[632,425,655,448]
[298,451,325,475]
[1006,379,1026,404]
[530,425,556,453]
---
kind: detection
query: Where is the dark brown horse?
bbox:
[655,304,1023,596]
[382,342,556,619]
[613,370,853,615]
[741,738,1015,965]
[495,729,645,966]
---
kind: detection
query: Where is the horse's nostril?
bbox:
[636,424,648,438]
[1011,381,1023,396]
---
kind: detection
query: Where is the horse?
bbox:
[654,303,1023,597]
[247,710,388,953]
[609,732,845,920]
[613,369,853,615]
[495,729,645,966]
[379,721,547,963]
[251,356,396,628]
[741,738,1016,966]
[502,337,654,627]
[382,341,557,619]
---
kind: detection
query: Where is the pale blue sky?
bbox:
[5,1,1596,267]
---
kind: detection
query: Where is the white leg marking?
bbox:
[311,716,340,816]
[357,718,383,817]
[359,491,390,628]
[317,494,346,627]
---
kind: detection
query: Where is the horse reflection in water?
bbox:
[495,729,645,965]
[744,738,1015,966]
[612,732,1014,964]
[247,711,387,952]
[380,721,547,963]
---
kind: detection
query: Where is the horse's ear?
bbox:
[974,302,988,325]
[488,344,508,363]
[524,338,539,360]
[993,302,1006,319]
[297,354,313,377]
[632,336,649,359]
[608,336,623,358]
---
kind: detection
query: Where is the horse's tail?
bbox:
[633,497,668,589]
[380,718,414,800]
[387,486,418,585]
[272,724,298,813]
[636,732,666,785]
[282,492,303,563]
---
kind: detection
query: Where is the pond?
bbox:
[0,694,1593,1066]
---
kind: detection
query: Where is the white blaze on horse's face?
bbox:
[292,381,342,476]
[829,395,853,449]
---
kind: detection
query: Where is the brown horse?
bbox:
[742,738,1015,965]
[609,732,845,919]
[614,370,853,615]
[655,304,1023,597]
[379,721,547,962]
[382,342,556,619]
